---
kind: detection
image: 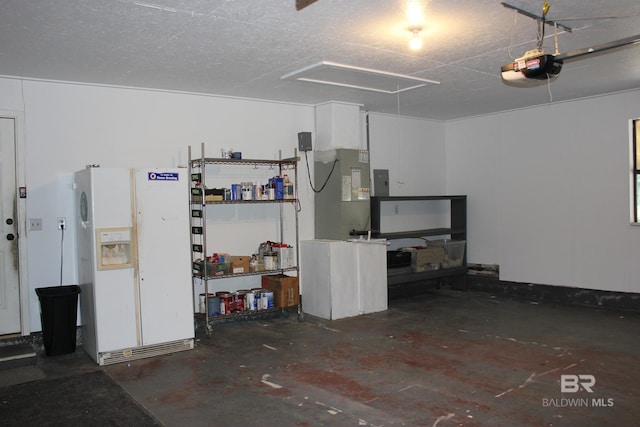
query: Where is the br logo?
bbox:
[560,374,596,393]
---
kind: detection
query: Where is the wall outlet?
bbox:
[57,217,66,230]
[29,218,42,231]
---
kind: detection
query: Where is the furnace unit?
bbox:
[314,149,371,239]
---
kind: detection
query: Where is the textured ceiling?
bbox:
[0,0,639,120]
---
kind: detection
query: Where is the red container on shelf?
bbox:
[216,292,233,315]
[233,291,246,313]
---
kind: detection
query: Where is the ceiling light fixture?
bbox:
[406,0,424,26]
[409,26,423,51]
[406,0,425,51]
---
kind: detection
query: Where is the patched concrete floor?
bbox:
[103,290,639,426]
[15,289,640,426]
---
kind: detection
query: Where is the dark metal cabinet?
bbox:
[370,195,467,286]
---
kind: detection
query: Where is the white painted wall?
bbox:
[445,89,640,293]
[368,113,446,196]
[0,77,315,333]
[3,75,638,334]
[315,102,364,151]
[367,113,448,250]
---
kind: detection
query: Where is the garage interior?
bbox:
[1,1,640,426]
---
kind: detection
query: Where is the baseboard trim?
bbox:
[466,276,640,312]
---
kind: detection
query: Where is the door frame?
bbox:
[1,110,29,336]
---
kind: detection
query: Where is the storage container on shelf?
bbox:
[428,239,466,268]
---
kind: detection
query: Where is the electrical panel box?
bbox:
[298,132,312,152]
[373,169,389,197]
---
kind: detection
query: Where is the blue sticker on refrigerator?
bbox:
[148,172,179,181]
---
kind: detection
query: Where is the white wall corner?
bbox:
[315,102,363,151]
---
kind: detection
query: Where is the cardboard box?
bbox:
[228,255,250,274]
[261,274,300,308]
[410,247,445,272]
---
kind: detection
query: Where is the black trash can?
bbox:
[35,285,81,356]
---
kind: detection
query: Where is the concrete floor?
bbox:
[7,289,640,426]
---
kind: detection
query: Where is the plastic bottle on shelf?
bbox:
[254,183,263,200]
[241,182,253,200]
[266,182,275,200]
[283,174,294,199]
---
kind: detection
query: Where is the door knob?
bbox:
[6,233,15,240]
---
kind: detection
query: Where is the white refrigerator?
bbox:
[75,167,194,365]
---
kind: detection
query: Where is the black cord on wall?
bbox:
[305,150,338,193]
[59,225,64,286]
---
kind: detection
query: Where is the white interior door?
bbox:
[0,117,21,335]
